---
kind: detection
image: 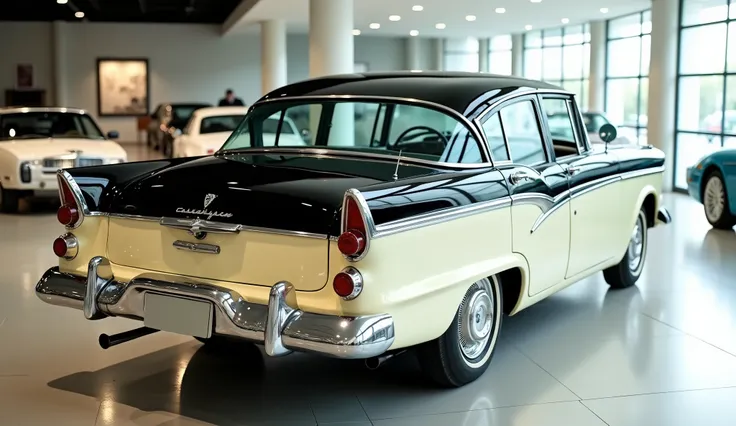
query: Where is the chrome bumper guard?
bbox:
[35,257,395,359]
[657,206,672,225]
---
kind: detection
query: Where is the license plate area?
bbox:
[143,292,213,338]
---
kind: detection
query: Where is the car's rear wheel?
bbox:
[0,185,20,213]
[603,208,648,289]
[416,276,503,387]
[702,171,736,229]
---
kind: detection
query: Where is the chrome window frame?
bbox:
[221,94,494,169]
[536,92,587,159]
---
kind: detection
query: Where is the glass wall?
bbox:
[675,0,736,189]
[489,35,513,75]
[444,37,480,72]
[605,10,652,146]
[523,24,591,109]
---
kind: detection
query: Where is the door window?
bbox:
[499,100,547,166]
[481,113,510,161]
[542,97,581,158]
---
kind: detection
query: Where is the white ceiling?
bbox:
[231,0,651,37]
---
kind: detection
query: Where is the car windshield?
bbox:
[170,105,208,121]
[219,100,484,164]
[581,113,610,133]
[199,115,246,134]
[0,112,105,141]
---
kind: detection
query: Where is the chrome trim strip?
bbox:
[510,193,556,212]
[162,217,241,234]
[35,262,395,359]
[530,196,570,234]
[619,165,665,180]
[107,213,160,221]
[373,197,512,238]
[173,240,221,254]
[571,175,622,199]
[240,94,491,164]
[475,89,573,123]
[1,106,87,115]
[84,256,112,320]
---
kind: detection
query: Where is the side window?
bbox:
[480,113,510,161]
[499,100,547,166]
[542,97,580,158]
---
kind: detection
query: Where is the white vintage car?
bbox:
[35,73,671,387]
[0,107,127,212]
[173,106,306,157]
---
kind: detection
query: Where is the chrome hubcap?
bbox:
[628,214,644,272]
[704,176,725,222]
[458,280,494,360]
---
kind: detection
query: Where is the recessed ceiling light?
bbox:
[369,23,380,29]
[495,7,506,13]
[75,11,84,18]
[600,7,609,13]
[389,15,401,21]
[435,23,446,29]
[410,30,419,36]
[352,29,361,36]
[525,24,533,30]
[530,0,542,3]
[412,5,424,11]
[57,0,68,4]
[561,18,569,24]
[466,15,477,21]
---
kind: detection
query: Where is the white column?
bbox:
[433,38,445,71]
[309,0,354,145]
[479,38,489,73]
[260,19,287,95]
[511,34,524,77]
[648,0,679,192]
[52,21,68,106]
[588,20,607,113]
[406,36,421,70]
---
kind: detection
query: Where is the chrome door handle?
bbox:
[509,171,534,185]
[566,166,581,175]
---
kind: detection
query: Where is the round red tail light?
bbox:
[52,234,78,260]
[53,237,68,257]
[57,204,79,226]
[332,267,363,300]
[337,230,366,257]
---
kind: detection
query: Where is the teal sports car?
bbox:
[686,149,736,229]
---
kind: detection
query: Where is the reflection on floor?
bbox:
[2,142,736,425]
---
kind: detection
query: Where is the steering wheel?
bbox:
[392,126,449,148]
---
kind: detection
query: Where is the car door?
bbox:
[480,95,571,296]
[539,94,622,279]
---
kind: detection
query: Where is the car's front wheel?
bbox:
[0,185,20,213]
[416,276,503,387]
[603,208,648,289]
[702,171,736,229]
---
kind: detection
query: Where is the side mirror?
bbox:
[106,130,119,139]
[599,123,617,144]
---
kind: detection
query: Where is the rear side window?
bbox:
[481,113,510,162]
[499,100,547,166]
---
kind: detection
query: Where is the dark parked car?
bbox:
[146,102,211,155]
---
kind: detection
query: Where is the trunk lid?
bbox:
[104,153,429,290]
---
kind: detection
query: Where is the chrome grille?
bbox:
[43,158,104,168]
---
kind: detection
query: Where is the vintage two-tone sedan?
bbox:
[0,107,126,212]
[35,72,671,387]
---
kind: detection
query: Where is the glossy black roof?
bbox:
[258,71,564,116]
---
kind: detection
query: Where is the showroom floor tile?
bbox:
[2,144,736,425]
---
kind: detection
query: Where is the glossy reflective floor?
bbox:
[2,142,736,426]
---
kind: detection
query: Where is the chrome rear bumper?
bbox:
[35,256,395,359]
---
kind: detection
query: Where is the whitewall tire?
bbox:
[416,276,503,387]
[703,171,736,229]
[603,208,648,289]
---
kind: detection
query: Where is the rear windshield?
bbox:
[0,112,104,140]
[199,115,246,134]
[219,100,485,164]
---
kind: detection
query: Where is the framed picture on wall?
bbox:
[96,58,150,117]
[16,64,34,89]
